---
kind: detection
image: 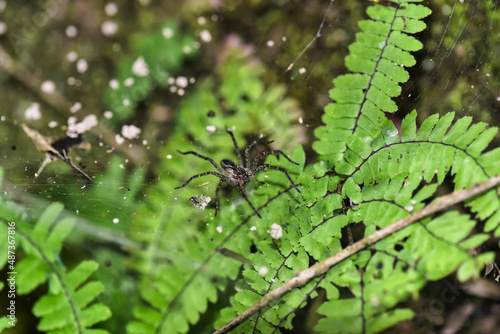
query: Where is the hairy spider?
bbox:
[175,129,301,218]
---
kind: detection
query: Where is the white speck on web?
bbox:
[65,25,78,38]
[41,81,55,93]
[66,51,78,62]
[269,223,283,239]
[175,76,188,88]
[124,77,134,86]
[132,56,149,77]
[166,154,172,159]
[104,111,113,119]
[70,102,82,113]
[101,21,118,36]
[216,226,223,233]
[109,79,119,89]
[206,125,216,132]
[113,218,119,224]
[76,59,88,73]
[299,67,306,74]
[105,2,118,16]
[67,114,98,137]
[25,103,42,120]
[266,40,274,47]
[121,124,141,139]
[200,30,212,42]
[115,134,124,145]
[250,226,257,231]
[162,28,174,39]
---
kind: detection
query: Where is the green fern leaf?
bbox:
[314,1,431,169]
[0,195,111,334]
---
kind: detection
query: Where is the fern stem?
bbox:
[214,174,500,334]
[15,226,82,334]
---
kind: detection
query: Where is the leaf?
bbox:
[0,199,110,334]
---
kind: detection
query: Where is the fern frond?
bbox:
[313,1,431,169]
[127,52,304,334]
[0,198,111,334]
[212,1,500,332]
[342,110,500,233]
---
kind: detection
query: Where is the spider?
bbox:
[175,129,301,218]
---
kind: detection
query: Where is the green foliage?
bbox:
[314,2,431,168]
[125,47,304,333]
[125,1,500,333]
[0,175,111,334]
[4,1,500,334]
[104,21,197,122]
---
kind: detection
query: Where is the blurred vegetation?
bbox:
[0,0,499,333]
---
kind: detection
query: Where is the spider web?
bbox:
[1,0,499,333]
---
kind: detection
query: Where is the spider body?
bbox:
[221,159,250,185]
[176,130,301,218]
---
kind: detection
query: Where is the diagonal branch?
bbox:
[213,174,500,334]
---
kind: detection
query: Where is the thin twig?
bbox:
[213,174,500,334]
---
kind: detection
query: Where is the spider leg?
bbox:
[256,164,302,194]
[215,179,223,216]
[175,171,226,189]
[253,150,300,171]
[237,185,262,219]
[244,136,272,168]
[250,176,266,185]
[177,150,226,174]
[226,129,244,167]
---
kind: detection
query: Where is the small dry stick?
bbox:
[213,174,500,334]
[22,124,92,182]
